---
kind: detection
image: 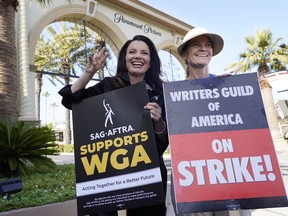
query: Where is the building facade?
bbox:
[16,0,193,122]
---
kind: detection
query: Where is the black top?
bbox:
[58,74,168,156]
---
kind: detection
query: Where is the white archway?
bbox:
[17,0,192,121]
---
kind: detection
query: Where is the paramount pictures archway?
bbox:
[16,0,192,122]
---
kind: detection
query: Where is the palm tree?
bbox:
[225,28,288,139]
[0,118,59,177]
[35,21,107,144]
[0,1,19,121]
[35,22,83,144]
[42,91,50,123]
[35,36,56,121]
[50,102,58,122]
[0,0,78,121]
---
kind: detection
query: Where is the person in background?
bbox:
[171,27,251,216]
[59,35,168,216]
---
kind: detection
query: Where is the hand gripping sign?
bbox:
[163,73,288,213]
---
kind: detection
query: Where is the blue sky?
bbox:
[141,0,288,74]
[41,0,288,124]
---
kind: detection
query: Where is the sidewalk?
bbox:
[251,138,288,216]
[1,139,287,216]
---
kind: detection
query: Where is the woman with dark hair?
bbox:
[59,35,168,216]
[116,35,163,93]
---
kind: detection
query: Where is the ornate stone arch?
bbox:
[19,0,192,121]
[158,38,185,69]
[28,4,126,65]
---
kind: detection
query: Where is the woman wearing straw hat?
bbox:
[177,27,224,79]
[171,27,251,216]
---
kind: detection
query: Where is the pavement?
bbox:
[1,139,288,216]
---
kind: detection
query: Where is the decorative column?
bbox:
[18,0,36,121]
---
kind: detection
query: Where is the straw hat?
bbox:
[177,27,224,56]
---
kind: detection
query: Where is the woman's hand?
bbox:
[144,102,162,121]
[71,47,109,93]
[86,47,109,74]
[144,102,166,134]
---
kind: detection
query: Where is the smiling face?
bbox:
[125,40,151,83]
[182,35,213,69]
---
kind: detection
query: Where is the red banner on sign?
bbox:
[170,128,285,202]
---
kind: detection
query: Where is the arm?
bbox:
[71,47,109,93]
[153,116,168,147]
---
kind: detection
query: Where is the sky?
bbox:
[141,0,288,74]
[40,0,288,124]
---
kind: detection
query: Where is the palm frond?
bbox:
[225,28,288,74]
[0,119,59,177]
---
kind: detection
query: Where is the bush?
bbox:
[0,119,59,177]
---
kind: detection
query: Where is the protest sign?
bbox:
[72,82,165,215]
[163,73,288,213]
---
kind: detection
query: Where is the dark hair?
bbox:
[115,35,163,92]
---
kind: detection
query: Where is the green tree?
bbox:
[0,118,59,177]
[35,21,111,144]
[50,102,58,122]
[42,91,50,123]
[0,1,19,121]
[35,22,84,144]
[225,28,288,139]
